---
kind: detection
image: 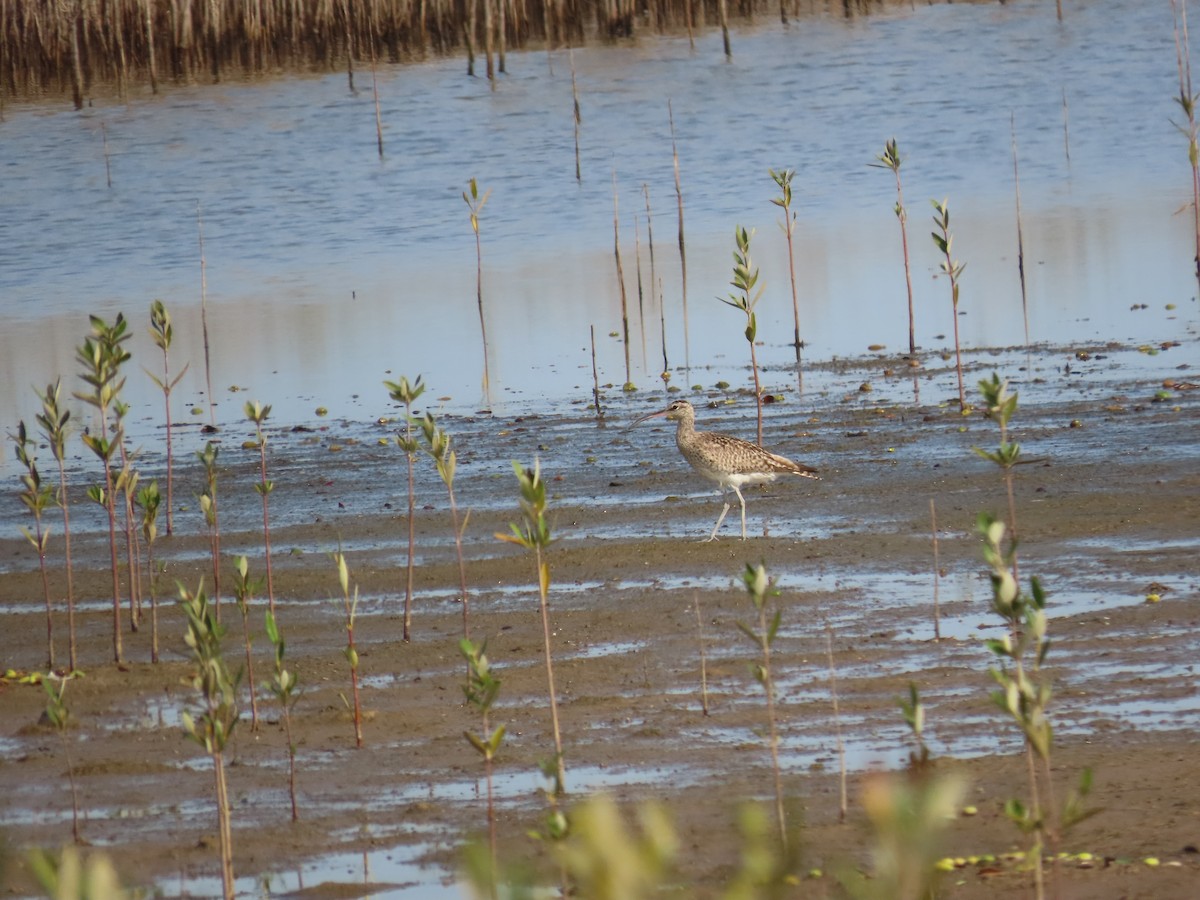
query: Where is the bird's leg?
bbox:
[705,493,732,542]
[731,484,748,540]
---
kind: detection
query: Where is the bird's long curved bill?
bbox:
[627,407,669,429]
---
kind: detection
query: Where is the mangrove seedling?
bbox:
[264,608,301,821]
[332,548,364,748]
[973,373,1024,578]
[899,682,930,773]
[420,412,472,642]
[113,398,144,633]
[464,178,493,398]
[930,199,967,409]
[496,459,565,796]
[977,514,1098,900]
[769,167,804,390]
[135,480,162,662]
[734,562,787,850]
[74,313,132,663]
[179,580,239,900]
[36,379,77,670]
[145,299,189,535]
[12,421,56,668]
[231,556,262,731]
[197,441,223,618]
[871,140,917,357]
[245,400,277,614]
[461,637,506,870]
[40,670,86,844]
[719,226,765,445]
[384,375,426,642]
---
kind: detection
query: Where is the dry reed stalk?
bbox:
[719,0,731,57]
[589,324,604,423]
[668,101,690,372]
[371,36,384,157]
[634,216,648,368]
[825,620,848,821]
[929,497,941,642]
[197,202,216,429]
[612,170,631,386]
[571,49,581,182]
[1010,113,1030,347]
[101,121,112,188]
[1061,87,1072,168]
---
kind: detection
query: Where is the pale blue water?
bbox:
[1,0,1195,480]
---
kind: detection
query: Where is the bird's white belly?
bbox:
[697,468,779,489]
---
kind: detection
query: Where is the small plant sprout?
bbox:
[179,580,239,900]
[734,562,787,850]
[464,178,493,398]
[332,548,365,748]
[496,459,566,797]
[135,480,162,662]
[231,555,262,731]
[36,379,77,671]
[460,637,506,869]
[420,412,472,642]
[899,682,929,772]
[264,607,300,821]
[871,139,917,358]
[720,226,766,445]
[384,375,426,642]
[977,514,1098,900]
[75,313,132,663]
[40,669,86,844]
[974,373,1024,577]
[245,400,277,614]
[930,199,967,410]
[197,441,223,619]
[145,299,189,534]
[12,421,56,668]
[769,167,804,390]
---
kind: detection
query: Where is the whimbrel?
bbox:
[630,399,819,541]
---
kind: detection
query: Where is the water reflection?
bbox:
[2,5,1194,477]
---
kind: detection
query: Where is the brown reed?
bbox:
[0,1,926,104]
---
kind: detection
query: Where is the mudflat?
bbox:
[1,346,1198,898]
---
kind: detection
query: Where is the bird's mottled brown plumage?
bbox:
[630,399,819,541]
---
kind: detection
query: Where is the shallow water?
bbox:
[2,0,1196,491]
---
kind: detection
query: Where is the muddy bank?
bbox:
[1,346,1199,897]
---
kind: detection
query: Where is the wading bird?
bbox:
[629,399,818,541]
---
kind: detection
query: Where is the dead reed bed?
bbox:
[1,0,904,106]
